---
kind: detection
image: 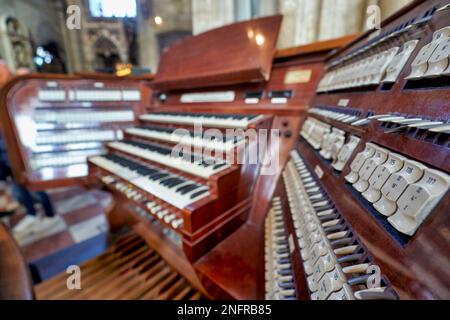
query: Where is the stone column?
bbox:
[191,0,235,35]
[295,0,321,45]
[56,0,86,72]
[379,0,413,19]
[277,0,298,48]
[277,0,322,48]
[259,0,279,17]
[137,19,159,72]
[318,0,366,41]
[235,0,252,21]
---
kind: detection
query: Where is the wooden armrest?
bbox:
[0,222,34,300]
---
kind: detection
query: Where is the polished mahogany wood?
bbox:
[194,115,301,299]
[275,34,360,59]
[153,15,282,91]
[147,35,358,116]
[0,222,34,300]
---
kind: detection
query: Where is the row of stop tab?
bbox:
[317,25,450,92]
[316,37,420,92]
[345,143,450,236]
[38,88,141,102]
[301,117,361,172]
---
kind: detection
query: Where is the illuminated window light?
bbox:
[154,16,163,25]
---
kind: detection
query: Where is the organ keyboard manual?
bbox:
[0,1,448,309]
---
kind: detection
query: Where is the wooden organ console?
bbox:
[0,15,353,299]
[2,2,448,301]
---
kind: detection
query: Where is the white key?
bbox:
[89,156,140,180]
[132,176,209,209]
[140,113,263,129]
[90,156,210,209]
[429,124,450,133]
[125,127,243,152]
[108,141,230,179]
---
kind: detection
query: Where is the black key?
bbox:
[213,163,227,170]
[330,238,353,247]
[190,189,208,199]
[318,213,339,221]
[277,258,291,264]
[277,269,293,276]
[149,173,170,181]
[278,282,295,290]
[347,275,370,286]
[167,179,186,188]
[277,248,289,254]
[177,184,201,195]
[160,177,178,186]
[136,167,148,175]
[323,225,344,233]
[337,254,363,264]
[161,177,184,188]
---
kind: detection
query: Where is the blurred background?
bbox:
[0,0,413,75]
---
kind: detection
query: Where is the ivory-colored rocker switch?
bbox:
[407,26,450,79]
[332,135,361,172]
[362,152,406,203]
[353,145,389,193]
[345,143,377,184]
[425,36,450,77]
[388,168,450,235]
[373,159,426,216]
[383,40,419,83]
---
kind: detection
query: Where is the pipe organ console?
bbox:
[0,74,147,190]
[1,3,449,301]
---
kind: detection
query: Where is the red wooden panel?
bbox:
[153,15,283,90]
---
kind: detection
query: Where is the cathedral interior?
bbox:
[0,0,449,302]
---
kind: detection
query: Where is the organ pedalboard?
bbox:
[266,0,450,300]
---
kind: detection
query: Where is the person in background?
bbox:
[0,60,17,217]
[0,59,58,242]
